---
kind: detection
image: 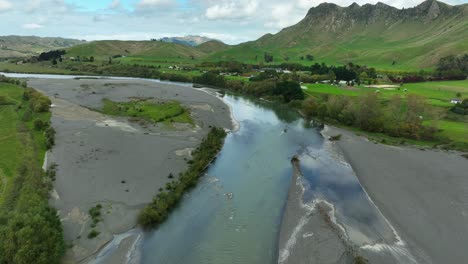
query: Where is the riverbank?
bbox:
[19,77,233,263]
[322,126,468,263]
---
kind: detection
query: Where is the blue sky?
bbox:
[0,0,467,44]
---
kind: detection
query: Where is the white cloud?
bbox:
[264,3,303,29]
[137,0,173,8]
[22,23,43,29]
[109,0,121,9]
[70,32,156,41]
[24,0,42,13]
[0,0,12,12]
[205,0,259,20]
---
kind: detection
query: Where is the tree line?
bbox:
[193,72,305,103]
[302,93,440,141]
[138,127,227,229]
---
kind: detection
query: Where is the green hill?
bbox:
[208,0,468,70]
[196,40,230,54]
[0,35,84,58]
[66,40,207,60]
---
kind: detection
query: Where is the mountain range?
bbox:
[209,0,468,70]
[158,35,215,47]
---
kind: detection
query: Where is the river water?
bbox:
[2,72,412,263]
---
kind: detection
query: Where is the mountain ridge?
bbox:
[159,35,215,47]
[208,0,468,70]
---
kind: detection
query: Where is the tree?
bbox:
[359,72,368,81]
[306,54,314,61]
[302,97,319,118]
[354,93,383,132]
[274,81,305,102]
[90,56,95,62]
[264,52,273,63]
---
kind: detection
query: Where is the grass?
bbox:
[304,80,468,150]
[305,80,468,107]
[0,84,24,182]
[436,120,468,144]
[101,98,193,125]
[0,82,51,204]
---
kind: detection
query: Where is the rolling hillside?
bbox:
[196,40,230,54]
[66,40,208,60]
[159,35,214,47]
[0,35,85,58]
[208,0,468,70]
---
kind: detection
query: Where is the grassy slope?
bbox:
[196,40,230,54]
[0,84,24,184]
[0,83,50,204]
[66,40,207,60]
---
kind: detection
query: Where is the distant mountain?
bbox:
[0,35,85,58]
[159,35,214,47]
[209,0,468,69]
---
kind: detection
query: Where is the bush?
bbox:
[329,134,342,141]
[87,229,100,239]
[45,127,56,150]
[34,119,46,130]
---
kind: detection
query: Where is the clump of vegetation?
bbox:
[87,229,100,239]
[23,87,51,113]
[45,126,56,150]
[450,98,468,115]
[138,127,227,229]
[354,256,368,264]
[329,134,342,141]
[291,155,300,163]
[88,204,103,229]
[47,163,58,181]
[101,98,193,124]
[34,118,47,130]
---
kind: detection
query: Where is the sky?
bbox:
[0,0,467,44]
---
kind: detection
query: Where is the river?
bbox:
[2,72,414,264]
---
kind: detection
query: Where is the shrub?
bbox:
[34,119,46,130]
[329,134,342,141]
[45,127,56,150]
[87,229,100,239]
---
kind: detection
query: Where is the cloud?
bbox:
[205,0,259,20]
[137,0,174,8]
[93,15,105,22]
[0,0,12,12]
[22,23,43,29]
[109,0,121,9]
